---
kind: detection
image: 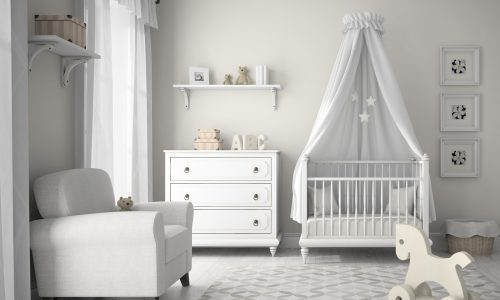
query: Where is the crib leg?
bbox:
[301,247,309,264]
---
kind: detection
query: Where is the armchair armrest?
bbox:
[131,202,193,230]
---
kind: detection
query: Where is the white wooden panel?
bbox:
[171,183,271,207]
[193,210,271,234]
[170,157,271,181]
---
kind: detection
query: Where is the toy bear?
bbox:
[117,196,134,211]
[223,74,233,85]
[236,66,250,85]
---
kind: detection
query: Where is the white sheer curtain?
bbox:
[85,0,157,203]
[0,0,14,298]
[291,12,435,223]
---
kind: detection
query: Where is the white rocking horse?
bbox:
[389,224,481,300]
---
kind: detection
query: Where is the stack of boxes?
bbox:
[194,129,224,150]
[35,15,87,49]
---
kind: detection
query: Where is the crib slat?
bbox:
[321,180,325,236]
[314,180,317,235]
[380,165,384,235]
[330,180,333,236]
[347,178,350,236]
[355,180,358,236]
[405,181,409,224]
[413,179,417,225]
[388,167,392,236]
[338,180,341,236]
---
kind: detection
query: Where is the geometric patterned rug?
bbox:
[200,263,500,299]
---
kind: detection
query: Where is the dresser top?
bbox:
[164,150,280,153]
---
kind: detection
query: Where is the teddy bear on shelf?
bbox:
[223,74,233,85]
[236,66,250,85]
[117,196,134,211]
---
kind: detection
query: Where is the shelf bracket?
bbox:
[271,87,278,110]
[61,57,90,87]
[179,88,191,110]
[28,43,55,71]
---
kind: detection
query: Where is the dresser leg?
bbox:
[301,247,309,264]
[269,246,277,257]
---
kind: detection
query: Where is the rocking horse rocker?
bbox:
[389,224,481,300]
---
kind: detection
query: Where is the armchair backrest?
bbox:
[34,168,115,218]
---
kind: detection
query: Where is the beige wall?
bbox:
[28,0,75,219]
[152,0,500,235]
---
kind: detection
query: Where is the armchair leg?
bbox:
[180,273,190,287]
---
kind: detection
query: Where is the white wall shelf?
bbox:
[28,35,100,87]
[173,84,282,110]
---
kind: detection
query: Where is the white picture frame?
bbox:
[189,67,210,85]
[440,138,479,177]
[440,46,480,86]
[440,93,480,132]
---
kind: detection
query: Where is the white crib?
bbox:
[299,155,430,263]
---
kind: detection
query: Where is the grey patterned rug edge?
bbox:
[200,262,500,299]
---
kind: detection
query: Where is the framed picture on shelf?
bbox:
[189,67,210,85]
[440,93,480,131]
[440,46,480,85]
[440,138,479,177]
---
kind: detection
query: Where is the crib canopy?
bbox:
[291,12,435,223]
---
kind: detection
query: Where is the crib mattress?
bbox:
[306,214,422,237]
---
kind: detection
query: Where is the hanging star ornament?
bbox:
[351,92,359,102]
[366,96,377,107]
[359,112,370,123]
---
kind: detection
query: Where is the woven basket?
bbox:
[447,235,494,256]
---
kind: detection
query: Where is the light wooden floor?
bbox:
[155,247,500,300]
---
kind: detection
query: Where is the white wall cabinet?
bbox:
[165,150,281,256]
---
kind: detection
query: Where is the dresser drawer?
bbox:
[171,183,271,207]
[193,209,271,234]
[170,157,272,181]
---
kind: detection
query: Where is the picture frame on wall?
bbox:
[189,67,210,85]
[440,46,480,86]
[440,93,480,131]
[440,138,479,177]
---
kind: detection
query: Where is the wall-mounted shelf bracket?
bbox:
[28,43,55,71]
[61,57,90,87]
[270,87,278,110]
[178,87,191,110]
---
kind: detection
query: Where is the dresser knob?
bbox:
[253,219,259,227]
[253,167,259,173]
[184,194,190,200]
[253,194,259,200]
[184,167,190,173]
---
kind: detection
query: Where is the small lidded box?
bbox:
[194,129,223,150]
[34,14,87,49]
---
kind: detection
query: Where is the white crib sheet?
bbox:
[306,214,422,237]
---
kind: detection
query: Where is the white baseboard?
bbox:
[280,232,301,248]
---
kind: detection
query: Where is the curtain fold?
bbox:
[291,12,435,223]
[0,0,14,297]
[84,0,156,203]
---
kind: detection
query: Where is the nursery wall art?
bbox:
[440,46,480,86]
[189,67,210,85]
[440,138,480,177]
[440,93,480,131]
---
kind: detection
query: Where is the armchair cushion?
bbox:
[164,225,190,262]
[33,168,115,218]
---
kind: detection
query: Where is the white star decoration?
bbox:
[366,96,377,107]
[351,92,359,102]
[359,112,370,123]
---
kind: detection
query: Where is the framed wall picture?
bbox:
[440,46,480,85]
[189,67,210,85]
[440,93,480,131]
[440,138,479,177]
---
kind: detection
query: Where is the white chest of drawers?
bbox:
[164,150,281,256]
